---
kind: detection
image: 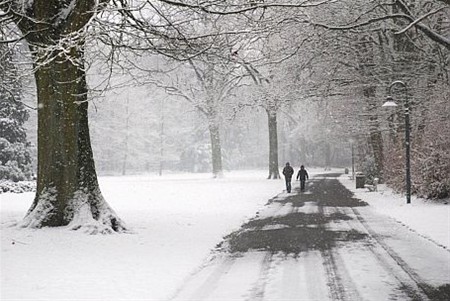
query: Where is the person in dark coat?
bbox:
[296,165,309,191]
[282,162,294,193]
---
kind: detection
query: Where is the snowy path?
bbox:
[171,174,450,301]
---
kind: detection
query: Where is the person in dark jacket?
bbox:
[282,162,294,193]
[296,165,309,191]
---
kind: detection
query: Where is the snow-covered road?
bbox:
[172,174,450,301]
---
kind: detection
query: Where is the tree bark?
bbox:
[8,0,127,233]
[208,119,223,178]
[21,46,126,233]
[267,110,280,179]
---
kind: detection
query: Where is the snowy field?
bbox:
[1,170,282,300]
[1,170,449,300]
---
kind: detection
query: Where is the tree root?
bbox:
[20,188,128,234]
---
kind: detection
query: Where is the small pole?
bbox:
[159,97,165,176]
[404,95,411,204]
[351,142,355,180]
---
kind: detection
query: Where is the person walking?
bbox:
[296,165,309,191]
[282,162,294,193]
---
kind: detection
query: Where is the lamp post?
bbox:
[351,142,355,180]
[382,80,411,204]
[348,138,355,180]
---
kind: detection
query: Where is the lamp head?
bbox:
[382,96,398,107]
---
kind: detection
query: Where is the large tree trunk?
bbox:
[208,119,223,178]
[267,110,280,179]
[21,46,126,233]
[7,0,125,233]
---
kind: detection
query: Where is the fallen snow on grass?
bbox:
[1,170,282,301]
[2,170,448,301]
[339,174,450,250]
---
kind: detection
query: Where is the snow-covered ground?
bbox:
[1,169,449,300]
[1,170,282,301]
[338,174,450,250]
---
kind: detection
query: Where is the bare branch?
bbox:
[156,0,335,15]
[311,11,450,50]
[395,6,449,35]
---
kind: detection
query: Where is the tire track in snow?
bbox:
[262,252,322,300]
[325,206,422,300]
[188,256,237,300]
[245,252,273,301]
[320,248,348,300]
[316,176,420,300]
[318,176,430,300]
[318,204,361,301]
[169,255,237,301]
[351,207,432,300]
[172,253,273,300]
[315,175,449,300]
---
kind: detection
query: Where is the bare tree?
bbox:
[145,53,246,177]
[5,0,419,232]
[308,0,450,50]
[300,0,450,195]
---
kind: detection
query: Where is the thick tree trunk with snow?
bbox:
[21,47,126,233]
[208,119,223,178]
[9,0,126,233]
[267,110,280,179]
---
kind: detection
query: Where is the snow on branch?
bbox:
[156,0,335,15]
[395,6,450,35]
[311,13,450,50]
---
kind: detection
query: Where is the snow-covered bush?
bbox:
[383,135,450,200]
[0,180,35,193]
[179,143,211,173]
[0,43,33,182]
[360,155,378,185]
[0,138,33,181]
[382,139,405,192]
[382,84,450,199]
[413,116,450,199]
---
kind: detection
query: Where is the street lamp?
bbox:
[382,80,411,204]
[348,138,355,180]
